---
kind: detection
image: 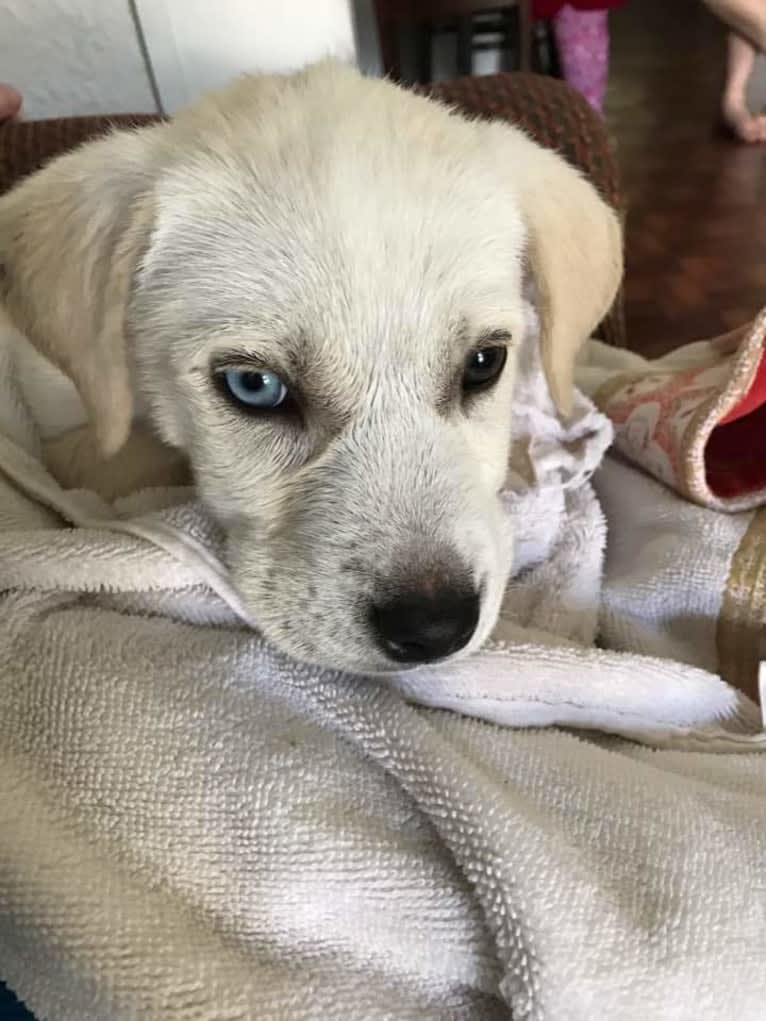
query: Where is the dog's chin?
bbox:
[259,634,407,677]
[277,645,476,678]
[261,610,497,678]
[337,626,492,676]
[361,644,477,678]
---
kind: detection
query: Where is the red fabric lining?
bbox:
[705,351,766,498]
[719,352,766,425]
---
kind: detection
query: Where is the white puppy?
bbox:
[0,60,622,673]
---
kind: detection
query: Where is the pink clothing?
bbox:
[552,6,610,115]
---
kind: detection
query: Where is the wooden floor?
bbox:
[606,0,766,356]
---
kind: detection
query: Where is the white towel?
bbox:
[2,317,766,1021]
[596,456,754,672]
[497,324,612,647]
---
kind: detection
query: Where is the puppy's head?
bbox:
[0,62,622,672]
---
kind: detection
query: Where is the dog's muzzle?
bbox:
[369,584,480,665]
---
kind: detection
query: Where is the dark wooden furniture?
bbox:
[374,1,533,83]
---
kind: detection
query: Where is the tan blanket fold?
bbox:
[578,306,766,513]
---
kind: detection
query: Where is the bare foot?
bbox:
[0,83,22,121]
[723,98,766,141]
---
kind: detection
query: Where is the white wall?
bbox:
[0,0,514,121]
[0,0,158,118]
[135,0,358,112]
[0,0,365,119]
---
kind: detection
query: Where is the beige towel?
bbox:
[578,312,766,700]
[578,306,766,512]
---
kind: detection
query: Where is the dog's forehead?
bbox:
[142,88,527,367]
[159,120,522,260]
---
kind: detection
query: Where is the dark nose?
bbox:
[370,586,481,665]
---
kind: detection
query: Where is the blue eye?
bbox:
[221,368,288,410]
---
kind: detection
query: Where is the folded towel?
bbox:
[2,315,766,1021]
[578,306,766,511]
[576,310,766,701]
[497,318,612,647]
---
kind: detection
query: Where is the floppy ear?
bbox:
[0,129,157,456]
[488,122,623,417]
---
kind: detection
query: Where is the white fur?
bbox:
[0,61,622,672]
